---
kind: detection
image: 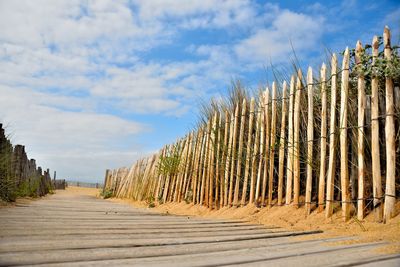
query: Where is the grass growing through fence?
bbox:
[100,188,113,199]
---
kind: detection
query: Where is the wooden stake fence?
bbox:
[104,27,398,222]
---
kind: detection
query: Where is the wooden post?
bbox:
[221,110,230,208]
[224,112,235,206]
[355,41,366,220]
[228,104,240,206]
[241,97,255,206]
[192,130,203,203]
[250,103,261,204]
[181,132,193,202]
[234,99,247,206]
[371,36,383,222]
[215,113,223,208]
[162,146,171,203]
[184,133,196,200]
[285,76,295,205]
[268,83,277,206]
[326,54,338,218]
[261,89,270,207]
[154,147,166,203]
[200,121,211,205]
[208,113,217,208]
[255,99,265,205]
[293,70,302,207]
[197,130,206,203]
[277,81,287,206]
[318,63,327,212]
[174,136,188,202]
[383,26,396,222]
[305,67,314,215]
[340,47,350,221]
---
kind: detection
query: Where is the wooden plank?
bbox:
[0,237,351,266]
[1,188,390,266]
[383,26,396,222]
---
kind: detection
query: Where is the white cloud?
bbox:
[0,84,146,181]
[0,0,329,182]
[235,9,324,65]
[133,0,257,29]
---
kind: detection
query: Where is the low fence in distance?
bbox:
[67,181,103,189]
[53,179,66,190]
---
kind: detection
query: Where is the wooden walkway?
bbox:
[0,190,399,266]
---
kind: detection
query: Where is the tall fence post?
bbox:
[285,76,295,205]
[340,47,350,222]
[293,70,302,207]
[250,101,261,204]
[261,90,270,206]
[228,104,239,206]
[241,97,255,206]
[268,83,277,207]
[383,26,396,222]
[371,36,383,222]
[277,82,287,206]
[318,63,327,212]
[305,67,314,215]
[356,41,366,220]
[326,54,337,218]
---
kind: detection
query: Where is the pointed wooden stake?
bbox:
[241,97,255,206]
[293,70,302,207]
[305,67,314,216]
[340,47,350,222]
[285,76,295,205]
[371,36,383,222]
[326,54,338,218]
[278,82,287,206]
[355,41,366,220]
[383,26,396,222]
[268,83,277,207]
[318,63,327,212]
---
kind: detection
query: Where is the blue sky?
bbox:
[0,0,399,182]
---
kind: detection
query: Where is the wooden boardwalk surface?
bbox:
[0,190,399,266]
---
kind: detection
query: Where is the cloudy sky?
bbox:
[0,0,399,182]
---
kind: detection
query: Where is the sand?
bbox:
[64,186,101,197]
